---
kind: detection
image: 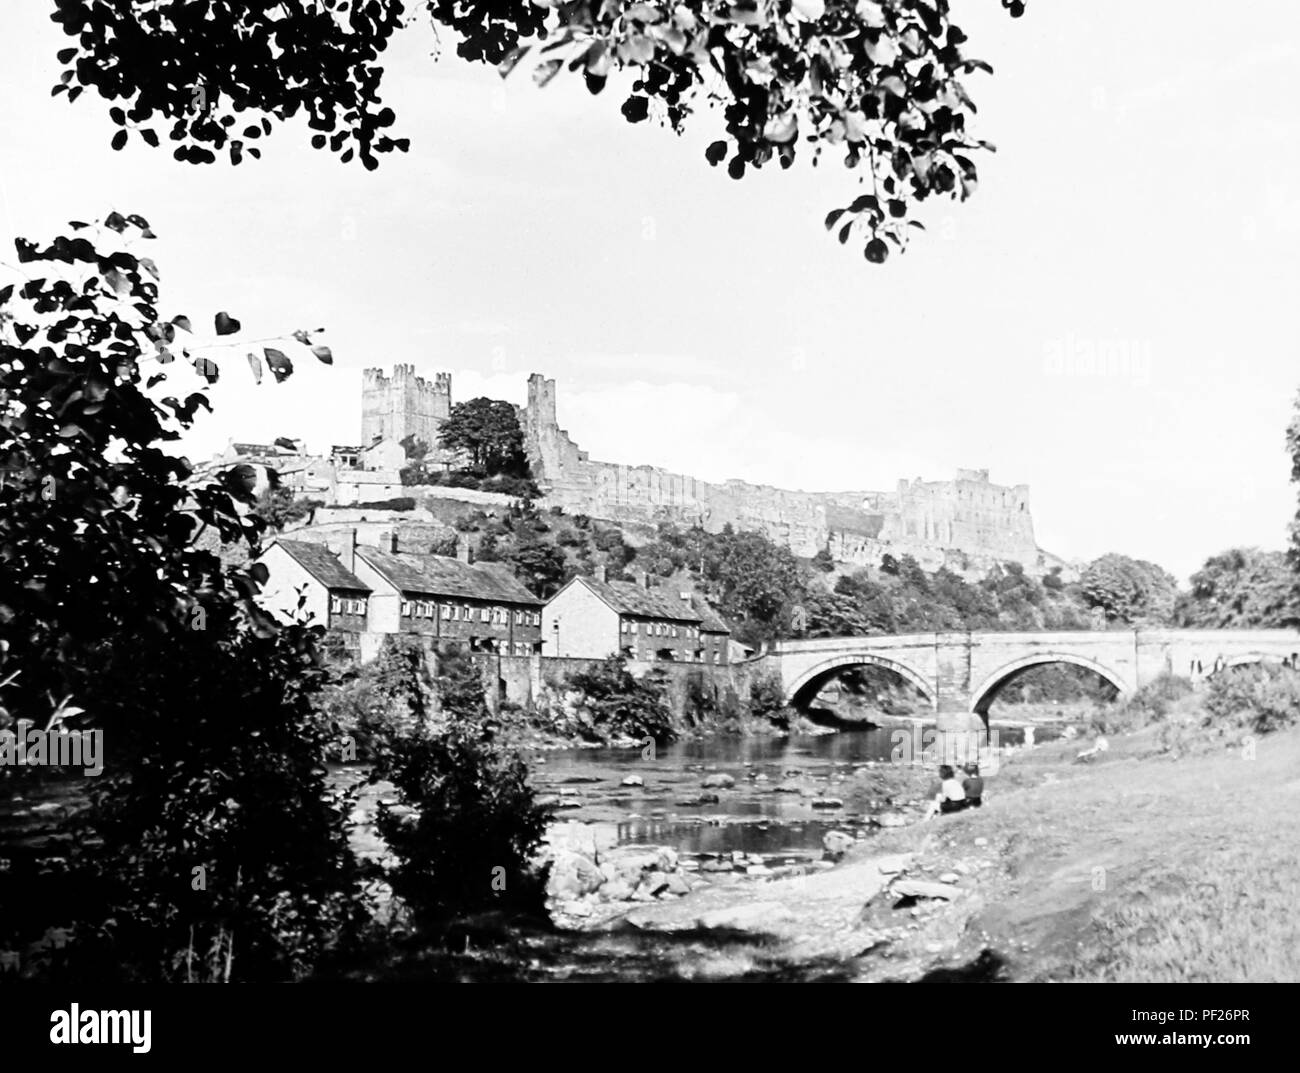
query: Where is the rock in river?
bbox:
[546,851,604,900]
[701,773,735,789]
[823,830,855,858]
[621,774,644,787]
[675,793,720,807]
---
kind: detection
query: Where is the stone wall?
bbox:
[519,373,1054,578]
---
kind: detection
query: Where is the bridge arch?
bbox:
[785,653,937,711]
[969,652,1127,719]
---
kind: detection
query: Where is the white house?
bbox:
[255,539,371,633]
[543,567,728,662]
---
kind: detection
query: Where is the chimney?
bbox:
[339,528,357,574]
[636,570,650,590]
[456,535,473,565]
[385,530,399,554]
[594,564,607,583]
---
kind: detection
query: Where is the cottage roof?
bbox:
[358,546,541,606]
[576,577,704,624]
[273,540,370,593]
[691,596,731,635]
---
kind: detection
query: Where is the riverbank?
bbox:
[560,719,1300,981]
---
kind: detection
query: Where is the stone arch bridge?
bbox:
[765,629,1300,732]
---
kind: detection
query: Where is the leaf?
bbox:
[193,357,220,384]
[264,347,293,383]
[246,351,263,384]
[172,315,193,332]
[310,344,333,364]
[111,129,128,151]
[838,221,853,245]
[824,208,846,230]
[500,44,531,77]
[849,194,879,214]
[864,237,889,263]
[533,59,563,87]
[214,311,241,336]
[705,140,728,166]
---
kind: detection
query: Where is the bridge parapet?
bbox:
[772,628,1300,731]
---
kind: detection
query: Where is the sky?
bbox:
[2,2,1298,581]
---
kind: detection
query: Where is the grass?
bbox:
[901,711,1300,982]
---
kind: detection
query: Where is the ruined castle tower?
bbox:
[361,365,451,449]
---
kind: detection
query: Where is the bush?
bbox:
[318,639,432,760]
[352,496,416,512]
[1205,664,1300,734]
[560,657,675,743]
[747,672,790,725]
[1090,674,1193,735]
[370,647,549,927]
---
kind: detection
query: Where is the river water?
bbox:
[527,718,1060,871]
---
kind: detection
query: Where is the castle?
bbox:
[361,365,452,449]
[210,366,1064,575]
[519,374,1057,575]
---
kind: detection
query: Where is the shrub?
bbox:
[352,496,416,512]
[1090,674,1193,735]
[561,657,675,743]
[370,647,549,927]
[318,639,432,760]
[1205,664,1300,734]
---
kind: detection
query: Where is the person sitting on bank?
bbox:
[926,764,968,816]
[962,762,984,807]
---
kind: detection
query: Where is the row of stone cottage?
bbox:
[255,533,731,664]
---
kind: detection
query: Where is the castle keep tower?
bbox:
[361,365,451,449]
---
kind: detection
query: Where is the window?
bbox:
[515,610,523,625]
[441,604,451,620]
[671,626,678,638]
[401,601,410,617]
[464,605,472,620]
[330,596,342,614]
[481,606,491,623]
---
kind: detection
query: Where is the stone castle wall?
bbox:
[519,374,1051,576]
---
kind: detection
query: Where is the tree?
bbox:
[1176,548,1300,629]
[506,538,568,599]
[437,397,528,476]
[48,0,1025,262]
[1079,553,1178,627]
[399,434,429,462]
[372,645,549,925]
[0,212,363,980]
[704,527,804,638]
